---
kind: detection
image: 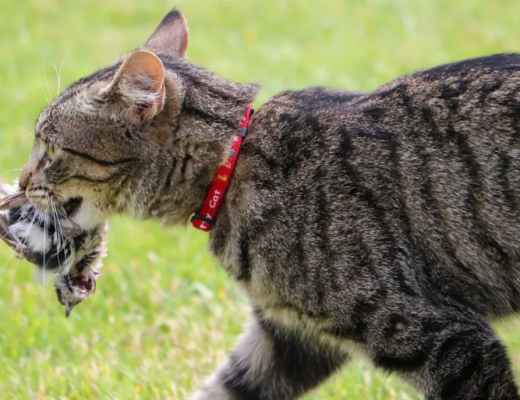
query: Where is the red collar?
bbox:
[191,104,254,232]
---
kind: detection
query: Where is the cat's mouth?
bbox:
[63,197,83,218]
[25,190,83,219]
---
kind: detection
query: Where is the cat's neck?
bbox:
[138,57,258,225]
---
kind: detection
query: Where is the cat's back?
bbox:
[262,53,520,119]
[233,54,520,318]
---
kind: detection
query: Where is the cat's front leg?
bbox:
[191,317,347,400]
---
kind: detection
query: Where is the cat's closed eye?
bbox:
[47,142,58,160]
[37,139,59,169]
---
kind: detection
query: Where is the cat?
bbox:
[4,8,520,400]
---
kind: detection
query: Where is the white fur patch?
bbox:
[9,221,52,253]
[70,199,104,231]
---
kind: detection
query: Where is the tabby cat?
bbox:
[4,8,520,400]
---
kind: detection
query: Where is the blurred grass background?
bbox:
[1,0,520,398]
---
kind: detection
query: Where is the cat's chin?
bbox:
[67,199,107,231]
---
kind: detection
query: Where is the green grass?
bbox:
[1,0,520,398]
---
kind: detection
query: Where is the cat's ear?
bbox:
[104,50,166,125]
[142,10,189,58]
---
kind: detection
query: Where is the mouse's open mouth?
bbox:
[58,270,100,317]
[70,273,97,294]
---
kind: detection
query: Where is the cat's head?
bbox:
[19,10,189,229]
[19,10,257,229]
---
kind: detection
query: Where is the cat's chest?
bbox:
[238,262,289,308]
[213,244,296,308]
[211,231,323,316]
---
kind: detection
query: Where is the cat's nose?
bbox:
[19,163,33,191]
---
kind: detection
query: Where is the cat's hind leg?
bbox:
[190,318,347,400]
[365,303,519,400]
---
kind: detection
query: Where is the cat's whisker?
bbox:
[0,247,23,279]
[0,212,23,274]
[53,58,66,96]
[54,205,67,254]
[16,202,32,219]
[46,200,59,287]
[26,207,47,281]
[51,205,60,251]
[49,200,65,286]
[49,200,67,276]
[0,168,22,176]
[43,210,48,287]
[11,246,25,286]
[51,202,65,253]
[43,67,53,105]
[17,207,37,246]
[39,84,51,106]
[9,205,40,286]
[0,233,11,243]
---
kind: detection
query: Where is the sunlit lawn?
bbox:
[1,0,520,398]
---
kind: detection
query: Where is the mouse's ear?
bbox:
[142,9,189,58]
[102,50,165,125]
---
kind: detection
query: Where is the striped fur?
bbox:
[12,10,520,399]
